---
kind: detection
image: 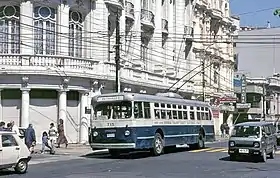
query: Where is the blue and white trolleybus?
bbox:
[89,92,215,157]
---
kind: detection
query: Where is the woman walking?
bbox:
[57,119,68,148]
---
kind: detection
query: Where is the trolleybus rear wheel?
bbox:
[152,133,164,156]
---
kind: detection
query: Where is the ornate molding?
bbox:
[21,76,29,88]
[61,77,70,89]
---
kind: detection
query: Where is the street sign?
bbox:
[236,103,251,109]
[240,75,247,103]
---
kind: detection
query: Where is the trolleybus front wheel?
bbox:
[151,133,164,156]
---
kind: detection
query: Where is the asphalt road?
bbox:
[2,141,280,178]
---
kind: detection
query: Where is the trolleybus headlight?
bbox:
[124,130,130,136]
[229,141,235,147]
[93,131,98,137]
[253,142,260,148]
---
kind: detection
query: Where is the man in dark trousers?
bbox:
[25,124,36,152]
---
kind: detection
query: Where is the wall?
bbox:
[237,28,280,77]
[30,99,57,143]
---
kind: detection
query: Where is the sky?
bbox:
[230,0,280,27]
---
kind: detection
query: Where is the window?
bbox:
[154,103,159,107]
[34,6,56,55]
[141,0,151,9]
[2,135,18,147]
[197,112,201,120]
[190,111,195,120]
[69,11,83,57]
[183,111,188,119]
[178,111,183,119]
[94,101,132,119]
[161,110,166,119]
[134,102,143,118]
[0,6,20,54]
[144,102,151,118]
[172,110,177,119]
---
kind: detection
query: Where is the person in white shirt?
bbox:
[48,123,58,152]
[10,121,20,135]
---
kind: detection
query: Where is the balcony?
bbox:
[141,9,155,29]
[269,78,280,87]
[104,0,124,9]
[125,1,134,20]
[210,8,223,20]
[184,25,194,40]
[195,0,208,9]
[234,85,263,95]
[162,19,168,34]
[165,67,175,76]
[154,64,164,73]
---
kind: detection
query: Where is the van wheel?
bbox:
[270,147,276,159]
[14,160,28,174]
[261,151,267,162]
[152,133,164,156]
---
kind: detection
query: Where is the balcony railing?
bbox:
[162,19,168,34]
[210,8,223,19]
[104,0,124,8]
[125,1,134,19]
[141,9,155,28]
[184,25,194,38]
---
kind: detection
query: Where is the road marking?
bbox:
[189,147,215,152]
[275,150,280,154]
[207,148,227,153]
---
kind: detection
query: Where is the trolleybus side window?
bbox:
[167,104,172,119]
[208,110,212,120]
[190,106,195,120]
[154,103,160,119]
[134,102,143,118]
[144,102,151,118]
[197,107,201,120]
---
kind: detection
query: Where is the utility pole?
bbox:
[262,83,266,119]
[202,58,205,102]
[115,9,121,93]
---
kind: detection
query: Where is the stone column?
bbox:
[58,89,68,132]
[57,4,70,56]
[21,89,30,128]
[79,91,89,143]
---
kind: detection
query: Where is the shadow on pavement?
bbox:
[0,169,17,176]
[219,156,265,163]
[81,146,210,160]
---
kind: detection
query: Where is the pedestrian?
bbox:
[10,121,20,135]
[25,124,36,153]
[57,119,68,148]
[41,131,53,154]
[220,123,225,138]
[225,123,230,138]
[6,123,12,131]
[48,123,57,152]
[0,121,5,131]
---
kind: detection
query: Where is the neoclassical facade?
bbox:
[0,0,238,143]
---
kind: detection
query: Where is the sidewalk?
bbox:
[33,143,108,157]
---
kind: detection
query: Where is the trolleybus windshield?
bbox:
[94,101,132,119]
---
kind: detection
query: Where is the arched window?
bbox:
[0,6,20,54]
[69,11,83,57]
[34,6,56,55]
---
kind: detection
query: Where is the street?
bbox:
[1,141,280,178]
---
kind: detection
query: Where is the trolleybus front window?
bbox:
[94,101,132,119]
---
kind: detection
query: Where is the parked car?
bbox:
[0,131,31,174]
[228,121,277,162]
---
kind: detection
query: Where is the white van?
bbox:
[0,131,31,174]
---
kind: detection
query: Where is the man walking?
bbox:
[25,124,36,153]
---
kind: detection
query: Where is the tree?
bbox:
[274,9,280,16]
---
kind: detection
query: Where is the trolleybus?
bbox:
[89,92,215,157]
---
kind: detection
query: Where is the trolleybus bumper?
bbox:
[90,143,136,149]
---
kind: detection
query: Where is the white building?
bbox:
[0,0,238,143]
